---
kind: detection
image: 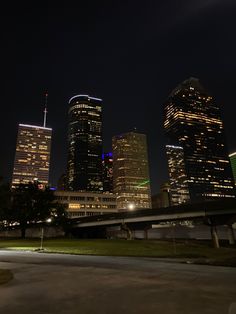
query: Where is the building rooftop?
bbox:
[19,124,52,131]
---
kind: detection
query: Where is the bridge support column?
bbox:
[121,223,132,240]
[211,226,220,249]
[144,228,148,240]
[143,225,152,240]
[227,225,235,245]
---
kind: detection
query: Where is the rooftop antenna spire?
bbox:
[43,92,48,128]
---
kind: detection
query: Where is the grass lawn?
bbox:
[0,269,13,285]
[0,238,235,266]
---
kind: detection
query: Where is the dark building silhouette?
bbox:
[57,173,67,191]
[102,152,113,192]
[66,95,103,191]
[152,182,171,209]
[164,77,235,202]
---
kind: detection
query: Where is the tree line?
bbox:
[0,178,67,238]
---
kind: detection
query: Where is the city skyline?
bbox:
[3,79,236,195]
[1,1,236,194]
[1,3,236,313]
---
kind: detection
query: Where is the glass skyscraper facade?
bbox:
[229,152,236,185]
[166,145,190,205]
[12,124,52,188]
[164,77,235,202]
[67,95,103,191]
[112,131,151,210]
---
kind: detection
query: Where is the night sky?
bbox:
[1,1,236,194]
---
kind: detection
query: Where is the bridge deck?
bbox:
[68,199,236,228]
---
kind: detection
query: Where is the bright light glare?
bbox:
[128,203,135,210]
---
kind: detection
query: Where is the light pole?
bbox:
[40,218,52,251]
[171,222,177,254]
[40,227,44,250]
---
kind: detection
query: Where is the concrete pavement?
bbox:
[0,250,236,314]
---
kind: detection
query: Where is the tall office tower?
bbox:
[229,152,236,184]
[164,77,235,202]
[12,124,52,188]
[166,145,190,205]
[112,131,151,210]
[102,152,113,192]
[67,95,103,191]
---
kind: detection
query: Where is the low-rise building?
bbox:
[54,191,117,218]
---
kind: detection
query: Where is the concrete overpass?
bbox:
[67,199,236,247]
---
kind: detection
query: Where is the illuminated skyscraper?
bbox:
[112,131,151,210]
[164,77,235,202]
[102,152,113,192]
[67,95,103,191]
[229,152,236,184]
[166,145,190,205]
[12,124,52,188]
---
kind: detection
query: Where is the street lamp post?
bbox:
[172,222,177,254]
[39,218,52,251]
[40,227,44,250]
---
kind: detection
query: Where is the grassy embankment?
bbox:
[0,238,236,266]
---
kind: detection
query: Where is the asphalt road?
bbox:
[0,250,236,314]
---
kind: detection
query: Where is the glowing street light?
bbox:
[128,203,135,211]
[40,218,52,250]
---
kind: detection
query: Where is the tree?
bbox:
[0,178,11,227]
[8,182,67,238]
